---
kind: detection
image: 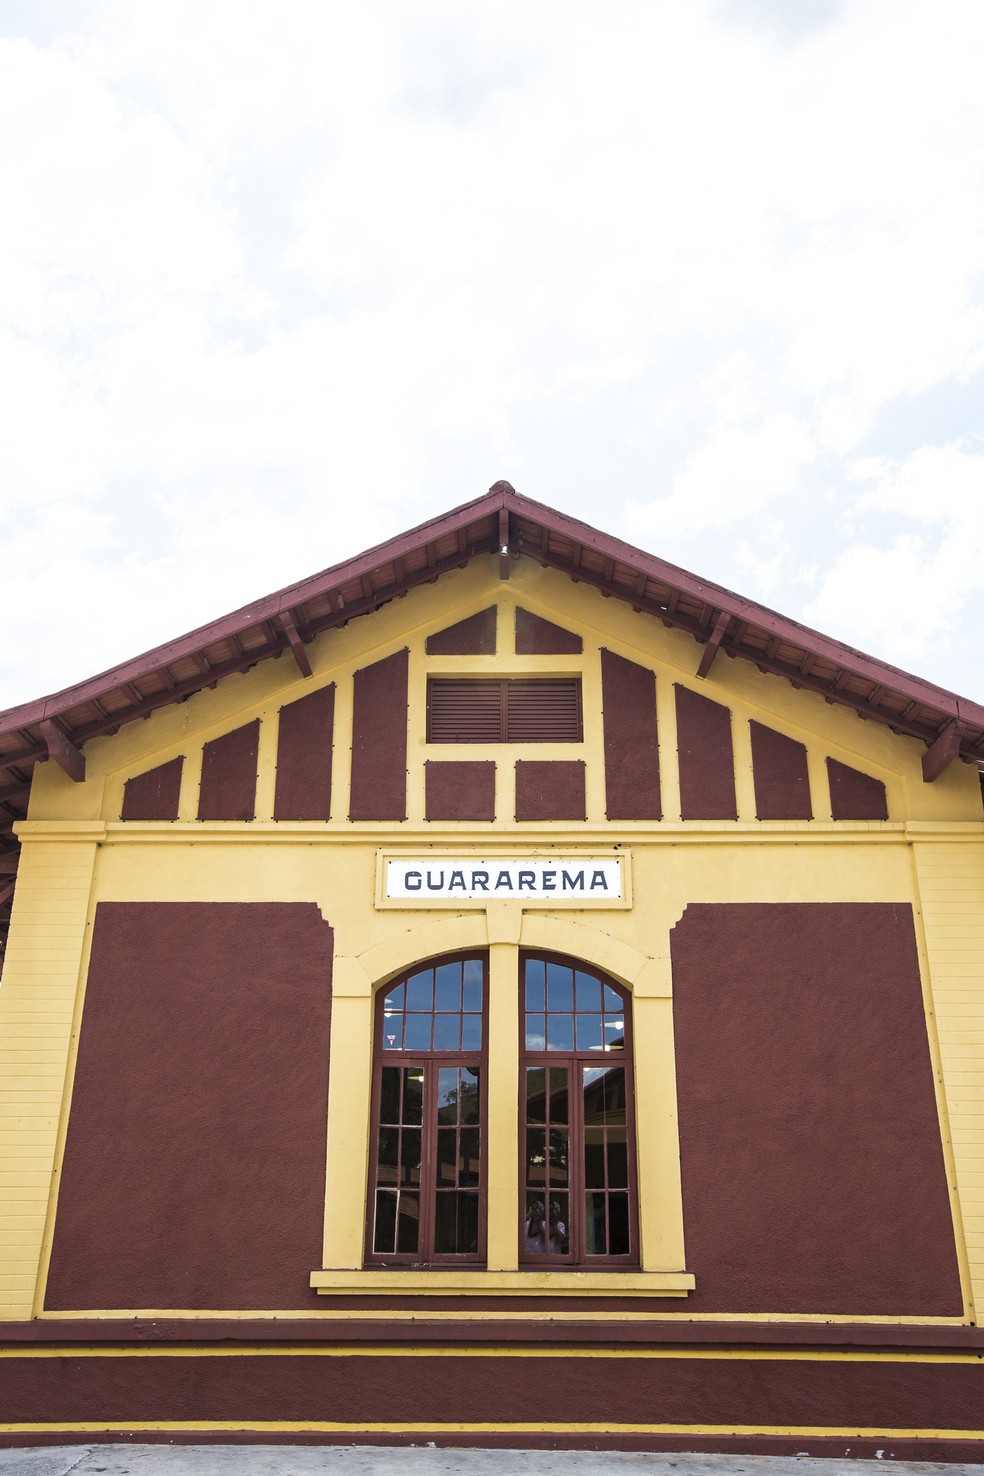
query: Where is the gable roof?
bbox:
[2,479,982,874]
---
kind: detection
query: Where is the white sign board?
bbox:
[384,857,623,901]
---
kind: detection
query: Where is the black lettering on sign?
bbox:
[590,870,609,891]
[427,871,445,891]
[542,870,556,891]
[448,870,466,892]
[562,870,584,891]
[471,871,490,891]
[495,871,514,890]
[406,871,422,891]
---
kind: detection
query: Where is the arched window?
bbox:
[520,953,638,1266]
[366,954,487,1264]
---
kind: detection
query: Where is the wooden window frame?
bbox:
[426,677,583,744]
[518,951,640,1269]
[365,954,489,1267]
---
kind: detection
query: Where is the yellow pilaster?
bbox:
[0,829,101,1319]
[321,971,374,1269]
[911,834,984,1319]
[485,937,521,1270]
[633,994,687,1271]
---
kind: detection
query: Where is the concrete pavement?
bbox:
[1,1449,982,1476]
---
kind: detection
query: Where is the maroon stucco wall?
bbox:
[515,761,586,821]
[45,902,333,1312]
[514,608,582,655]
[121,757,183,821]
[750,721,811,820]
[674,685,737,821]
[600,649,661,820]
[827,757,888,821]
[349,649,408,821]
[426,607,497,655]
[670,902,962,1316]
[273,685,335,821]
[197,721,259,821]
[425,761,496,821]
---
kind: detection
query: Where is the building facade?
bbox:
[1,484,983,1458]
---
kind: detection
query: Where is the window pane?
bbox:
[609,1193,630,1256]
[525,1127,547,1187]
[585,1191,607,1255]
[576,1013,604,1051]
[403,1071,423,1126]
[374,1190,397,1253]
[459,1126,480,1186]
[437,1067,459,1123]
[401,1127,421,1185]
[379,1067,401,1123]
[548,1068,568,1124]
[406,970,433,1012]
[584,1126,605,1188]
[397,1192,420,1253]
[526,1012,546,1050]
[377,1127,399,1182]
[603,984,622,1011]
[526,1067,547,1123]
[457,1191,479,1255]
[383,983,404,1010]
[436,1126,457,1185]
[463,958,483,1010]
[461,1013,483,1051]
[547,963,573,1010]
[433,1013,461,1051]
[546,1012,574,1051]
[575,971,602,1011]
[525,1193,569,1255]
[381,1013,403,1050]
[607,1133,628,1189]
[604,1016,625,1052]
[460,1067,480,1123]
[525,958,545,1010]
[404,1014,431,1051]
[547,1127,569,1188]
[434,962,461,1011]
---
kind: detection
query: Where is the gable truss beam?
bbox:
[278,608,313,680]
[922,720,965,783]
[39,718,85,783]
[499,509,511,581]
[696,611,732,679]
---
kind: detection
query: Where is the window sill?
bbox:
[310,1269,694,1297]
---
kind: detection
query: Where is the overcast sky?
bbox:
[2,0,983,710]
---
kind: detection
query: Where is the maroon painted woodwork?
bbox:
[279,609,313,679]
[826,756,888,821]
[39,717,84,782]
[923,718,964,782]
[695,610,731,679]
[425,607,497,656]
[670,901,963,1316]
[600,649,661,821]
[515,761,586,821]
[273,685,335,822]
[674,685,737,821]
[425,761,495,821]
[197,720,259,821]
[520,955,638,1267]
[45,901,333,1311]
[427,679,582,744]
[121,757,183,822]
[366,957,487,1264]
[514,608,582,656]
[350,649,409,822]
[749,721,811,820]
[499,506,511,581]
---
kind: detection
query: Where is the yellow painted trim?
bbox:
[486,944,520,1271]
[0,1345,980,1364]
[35,1308,973,1324]
[0,1422,982,1440]
[310,1270,693,1296]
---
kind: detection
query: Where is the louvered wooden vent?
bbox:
[427,678,583,743]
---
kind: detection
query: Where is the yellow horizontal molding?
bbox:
[29,1306,975,1324]
[12,820,940,847]
[2,1345,980,1365]
[308,1269,695,1297]
[1,1421,982,1440]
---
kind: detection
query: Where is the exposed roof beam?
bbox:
[0,854,17,874]
[923,720,965,783]
[696,612,731,680]
[498,508,510,581]
[0,879,15,908]
[279,609,313,680]
[39,718,85,783]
